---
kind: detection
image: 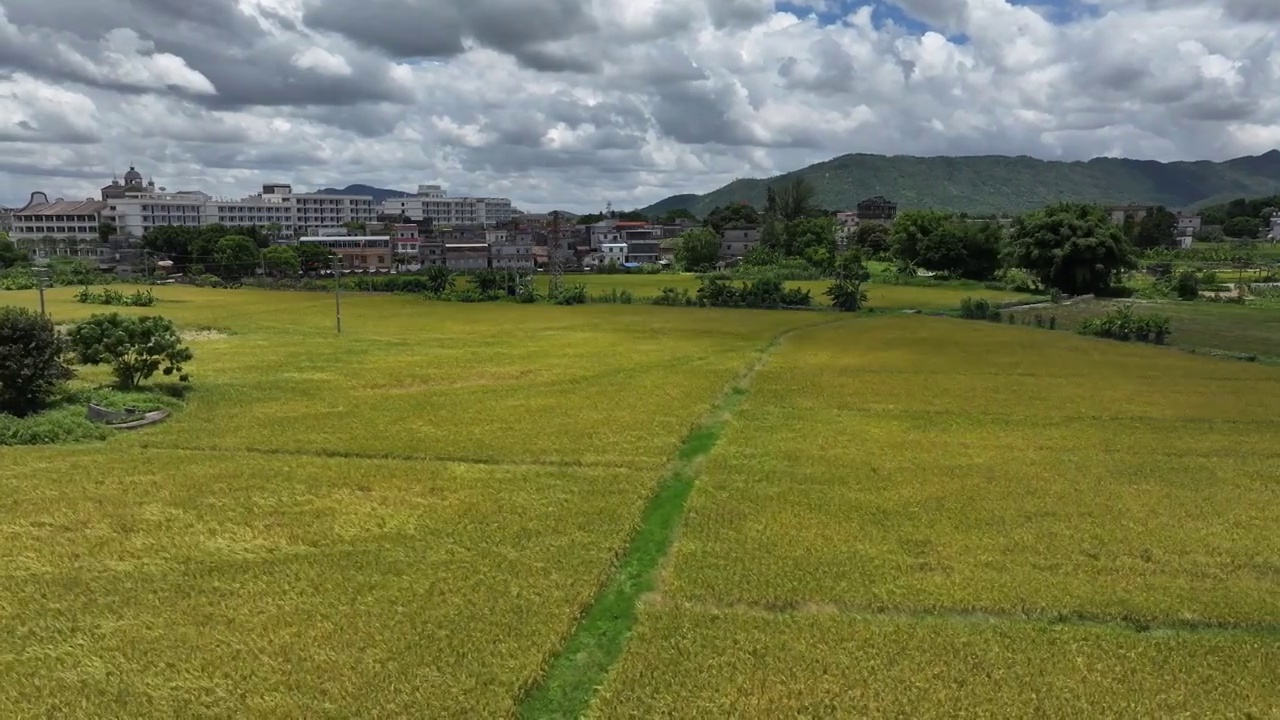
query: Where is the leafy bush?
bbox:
[1168,270,1201,301]
[957,296,1001,321]
[696,276,741,307]
[0,266,37,290]
[516,283,540,304]
[423,265,456,295]
[446,287,497,303]
[779,287,813,307]
[0,307,74,417]
[74,286,156,307]
[1078,305,1172,344]
[67,314,194,389]
[591,288,636,304]
[551,283,588,306]
[653,287,694,306]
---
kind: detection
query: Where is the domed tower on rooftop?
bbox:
[123,165,143,186]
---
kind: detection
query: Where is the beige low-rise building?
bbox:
[298,235,393,271]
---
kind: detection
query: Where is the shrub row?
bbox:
[74,286,156,307]
[694,276,813,309]
[1078,305,1171,344]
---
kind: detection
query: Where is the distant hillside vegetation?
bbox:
[640,150,1280,216]
[313,184,412,204]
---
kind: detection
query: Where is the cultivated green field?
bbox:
[2,287,1277,717]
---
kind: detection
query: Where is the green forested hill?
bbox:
[640,150,1280,216]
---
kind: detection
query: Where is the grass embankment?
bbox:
[1008,298,1280,360]
[0,382,185,446]
[594,317,1280,717]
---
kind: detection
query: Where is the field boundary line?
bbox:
[514,319,844,719]
[130,443,642,471]
[652,598,1280,637]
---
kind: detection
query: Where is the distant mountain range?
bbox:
[639,150,1280,217]
[313,184,413,204]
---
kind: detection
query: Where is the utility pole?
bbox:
[35,266,48,317]
[332,255,342,335]
[548,210,565,298]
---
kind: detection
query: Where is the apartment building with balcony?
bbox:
[298,235,393,271]
[382,184,516,227]
[490,235,534,270]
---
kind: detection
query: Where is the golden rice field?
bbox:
[594,318,1280,717]
[2,285,1278,717]
[0,285,828,717]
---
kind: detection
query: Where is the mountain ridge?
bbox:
[639,151,1280,217]
[312,184,413,204]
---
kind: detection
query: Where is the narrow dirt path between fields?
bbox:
[514,320,842,720]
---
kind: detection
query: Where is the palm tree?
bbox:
[423,264,455,295]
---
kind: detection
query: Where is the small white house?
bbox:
[601,242,627,265]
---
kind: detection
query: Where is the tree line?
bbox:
[667,177,1164,296]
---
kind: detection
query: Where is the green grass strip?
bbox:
[515,380,754,719]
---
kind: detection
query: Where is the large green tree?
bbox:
[213,235,261,280]
[1005,202,1137,295]
[1223,216,1261,239]
[888,209,951,268]
[296,243,336,272]
[849,223,891,258]
[773,177,817,222]
[674,227,721,271]
[1132,206,1177,248]
[703,203,760,234]
[778,216,838,267]
[261,245,300,278]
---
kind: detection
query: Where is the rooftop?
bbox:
[17,198,108,216]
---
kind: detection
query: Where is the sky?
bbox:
[1,0,1279,213]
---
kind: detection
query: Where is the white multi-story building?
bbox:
[103,181,377,238]
[382,184,516,226]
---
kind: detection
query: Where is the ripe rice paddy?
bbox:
[2,286,1277,717]
[593,318,1280,717]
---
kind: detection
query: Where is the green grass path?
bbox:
[515,324,824,719]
